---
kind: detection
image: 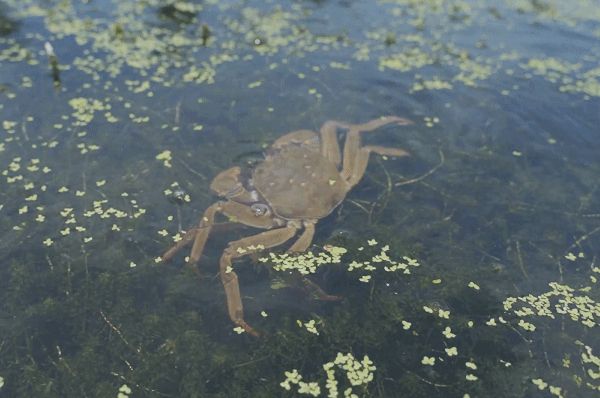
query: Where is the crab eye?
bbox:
[251,203,270,216]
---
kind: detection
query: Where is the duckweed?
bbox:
[261,241,420,282]
[503,281,600,328]
[421,356,435,366]
[281,353,376,397]
[579,343,600,391]
[1,1,600,397]
[155,150,173,168]
[297,319,320,335]
[117,384,131,398]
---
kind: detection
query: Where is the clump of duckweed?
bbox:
[116,384,131,398]
[261,240,420,282]
[411,77,453,93]
[576,342,600,392]
[280,369,321,397]
[232,326,246,334]
[155,150,173,168]
[280,353,376,398]
[503,281,599,329]
[378,48,434,73]
[260,245,347,275]
[297,318,320,335]
[68,97,109,126]
[530,378,565,398]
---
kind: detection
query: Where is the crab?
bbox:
[162,116,413,335]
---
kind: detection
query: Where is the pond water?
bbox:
[1,0,599,397]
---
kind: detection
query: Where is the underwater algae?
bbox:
[1,0,600,397]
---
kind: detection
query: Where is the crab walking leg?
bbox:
[161,219,236,263]
[161,227,199,262]
[340,126,360,181]
[161,202,223,264]
[341,116,413,184]
[220,225,299,335]
[286,222,342,301]
[350,115,413,132]
[186,202,222,265]
[345,145,410,188]
[319,121,350,167]
[271,130,319,149]
[162,199,277,265]
[288,221,315,252]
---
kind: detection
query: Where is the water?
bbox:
[1,0,599,397]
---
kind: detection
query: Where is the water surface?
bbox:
[0,0,599,397]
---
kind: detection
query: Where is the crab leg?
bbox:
[220,225,299,336]
[341,116,412,187]
[350,116,413,132]
[319,121,351,166]
[345,145,410,188]
[288,221,315,252]
[161,227,199,262]
[161,202,222,265]
[281,221,340,301]
[161,201,275,264]
[271,130,318,149]
[187,203,222,265]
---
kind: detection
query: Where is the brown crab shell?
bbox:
[252,145,347,220]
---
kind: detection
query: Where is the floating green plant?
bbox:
[280,353,376,397]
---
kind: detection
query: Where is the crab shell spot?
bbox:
[252,146,346,219]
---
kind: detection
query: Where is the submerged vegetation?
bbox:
[0,0,599,397]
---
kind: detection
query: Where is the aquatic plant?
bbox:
[1,0,599,397]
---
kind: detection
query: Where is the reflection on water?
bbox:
[0,0,599,397]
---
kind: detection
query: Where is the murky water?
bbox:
[1,1,599,397]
